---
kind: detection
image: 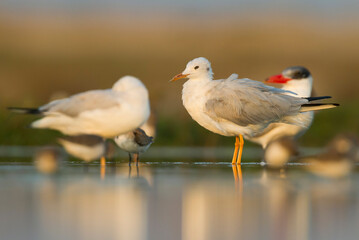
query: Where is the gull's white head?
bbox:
[171,57,214,82]
[265,66,313,97]
[112,75,147,92]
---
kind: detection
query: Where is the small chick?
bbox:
[114,128,153,166]
[34,147,64,174]
[303,133,359,178]
[264,137,299,168]
[58,135,106,162]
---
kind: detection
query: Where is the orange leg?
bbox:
[236,135,244,165]
[100,156,106,179]
[100,156,106,167]
[100,163,106,180]
[232,136,240,165]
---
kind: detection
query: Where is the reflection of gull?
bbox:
[58,135,108,179]
[115,128,153,166]
[34,147,65,174]
[8,76,150,138]
[58,135,106,162]
[171,57,338,165]
[303,134,359,178]
[248,66,314,149]
[264,137,298,168]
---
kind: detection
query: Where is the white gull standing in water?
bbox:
[170,57,338,165]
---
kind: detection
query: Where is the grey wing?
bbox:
[227,73,239,81]
[205,80,305,126]
[40,90,120,117]
[133,128,153,146]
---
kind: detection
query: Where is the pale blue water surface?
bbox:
[0,159,358,240]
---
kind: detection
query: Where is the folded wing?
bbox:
[205,78,307,126]
[40,90,121,117]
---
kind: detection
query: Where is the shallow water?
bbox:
[0,161,358,240]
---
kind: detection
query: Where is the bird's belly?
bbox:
[114,134,140,153]
[118,141,140,153]
[79,106,149,138]
[185,103,245,137]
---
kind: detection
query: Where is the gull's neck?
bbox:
[182,76,213,106]
[187,73,213,83]
[183,75,212,91]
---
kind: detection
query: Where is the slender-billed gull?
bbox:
[171,57,338,165]
[248,66,314,149]
[114,128,153,166]
[9,76,150,138]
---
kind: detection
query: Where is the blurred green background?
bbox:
[0,1,358,148]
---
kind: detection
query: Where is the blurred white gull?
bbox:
[114,128,153,166]
[302,133,359,178]
[34,147,65,174]
[171,57,338,165]
[248,66,314,149]
[9,76,150,138]
[58,135,106,163]
[264,137,299,168]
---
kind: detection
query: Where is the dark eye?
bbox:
[194,66,199,70]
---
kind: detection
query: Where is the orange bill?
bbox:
[170,73,189,82]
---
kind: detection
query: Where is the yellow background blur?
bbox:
[1,2,358,146]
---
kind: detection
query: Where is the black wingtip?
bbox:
[305,96,332,101]
[302,103,339,107]
[7,107,41,114]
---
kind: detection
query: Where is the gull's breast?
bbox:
[182,83,231,136]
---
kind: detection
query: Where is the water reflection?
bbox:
[0,162,358,240]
